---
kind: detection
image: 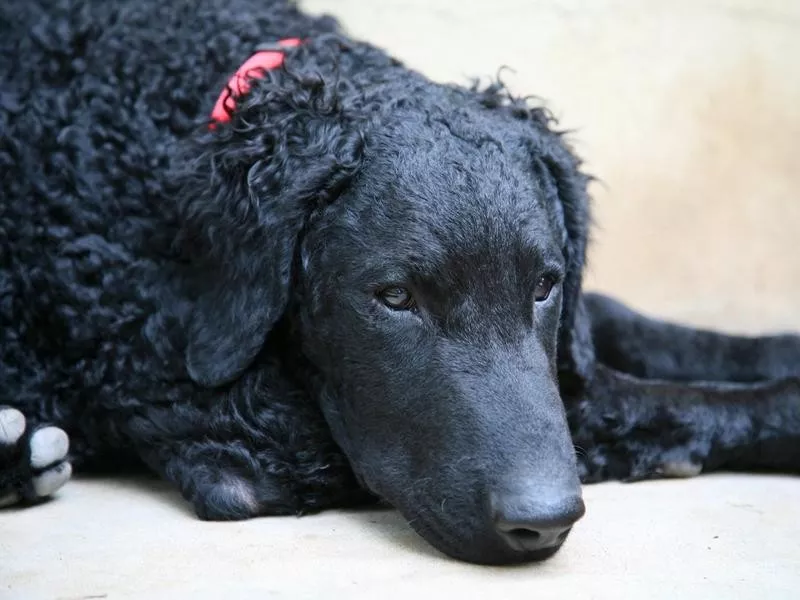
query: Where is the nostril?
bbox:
[491,494,585,553]
[507,528,541,543]
[497,522,573,552]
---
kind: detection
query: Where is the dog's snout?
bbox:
[490,489,586,553]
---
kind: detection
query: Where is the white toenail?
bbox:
[0,409,26,445]
[32,462,72,497]
[30,427,70,468]
[661,461,702,478]
[0,492,21,508]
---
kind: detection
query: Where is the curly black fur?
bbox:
[2,0,799,566]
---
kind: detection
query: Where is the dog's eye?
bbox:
[534,275,556,302]
[378,286,416,311]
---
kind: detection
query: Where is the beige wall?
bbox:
[302,0,800,334]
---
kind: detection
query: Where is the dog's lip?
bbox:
[401,508,570,566]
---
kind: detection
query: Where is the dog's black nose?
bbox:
[491,492,586,552]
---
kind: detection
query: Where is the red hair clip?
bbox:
[210,38,302,128]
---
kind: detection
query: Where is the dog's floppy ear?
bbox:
[535,147,595,389]
[476,82,595,389]
[176,60,365,387]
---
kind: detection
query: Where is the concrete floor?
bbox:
[2,1,799,598]
[2,474,799,599]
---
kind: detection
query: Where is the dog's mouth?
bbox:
[394,494,572,565]
[407,512,570,565]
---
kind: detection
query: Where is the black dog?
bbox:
[1,0,798,565]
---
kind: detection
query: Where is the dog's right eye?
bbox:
[377,286,416,311]
[534,274,557,302]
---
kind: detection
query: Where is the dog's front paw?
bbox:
[571,396,711,484]
[576,438,706,484]
[163,458,296,521]
[0,408,72,507]
[624,446,705,482]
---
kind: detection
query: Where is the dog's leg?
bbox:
[569,365,800,482]
[126,365,368,520]
[585,292,800,382]
[0,407,72,507]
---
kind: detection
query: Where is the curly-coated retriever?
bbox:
[1,0,799,565]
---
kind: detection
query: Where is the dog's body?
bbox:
[2,0,799,565]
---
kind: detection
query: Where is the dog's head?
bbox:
[179,39,593,564]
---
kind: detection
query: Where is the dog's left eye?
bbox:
[534,275,556,302]
[377,286,416,311]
